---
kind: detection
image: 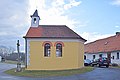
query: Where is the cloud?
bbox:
[64,0,82,10]
[0,32,8,36]
[111,0,120,6]
[28,0,82,29]
[115,25,119,28]
[0,0,29,51]
[80,32,114,43]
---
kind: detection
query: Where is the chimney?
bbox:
[116,32,120,35]
[116,32,120,36]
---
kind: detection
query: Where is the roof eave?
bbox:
[23,36,85,40]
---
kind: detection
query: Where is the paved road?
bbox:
[0,63,120,80]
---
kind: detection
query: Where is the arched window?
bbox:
[34,18,36,23]
[56,43,62,57]
[44,43,51,57]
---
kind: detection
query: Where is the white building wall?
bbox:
[111,51,120,65]
[102,53,107,57]
[31,17,40,27]
[0,56,1,62]
[85,51,120,65]
[85,53,107,61]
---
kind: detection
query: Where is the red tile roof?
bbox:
[24,25,86,41]
[85,33,120,53]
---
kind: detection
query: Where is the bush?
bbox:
[112,63,118,67]
[5,53,25,62]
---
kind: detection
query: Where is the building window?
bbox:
[56,43,62,57]
[117,52,119,59]
[34,18,36,23]
[99,54,102,58]
[84,55,86,60]
[93,55,95,59]
[112,56,114,60]
[44,43,51,57]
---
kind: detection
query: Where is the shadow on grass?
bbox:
[5,67,94,78]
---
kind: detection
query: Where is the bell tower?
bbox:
[31,9,40,27]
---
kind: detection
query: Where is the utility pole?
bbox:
[16,40,22,72]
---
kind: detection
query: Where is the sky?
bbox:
[0,0,120,52]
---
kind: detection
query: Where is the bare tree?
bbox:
[8,46,15,54]
[0,46,15,57]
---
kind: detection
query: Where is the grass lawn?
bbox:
[110,65,120,68]
[4,60,18,64]
[5,67,94,78]
[2,60,24,65]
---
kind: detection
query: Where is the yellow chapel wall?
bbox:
[26,40,84,70]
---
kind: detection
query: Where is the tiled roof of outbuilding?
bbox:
[24,25,86,41]
[85,33,120,53]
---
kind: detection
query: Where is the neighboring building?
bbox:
[85,32,120,65]
[23,10,86,70]
[0,56,1,62]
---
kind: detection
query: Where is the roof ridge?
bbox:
[38,25,66,27]
[85,35,115,45]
